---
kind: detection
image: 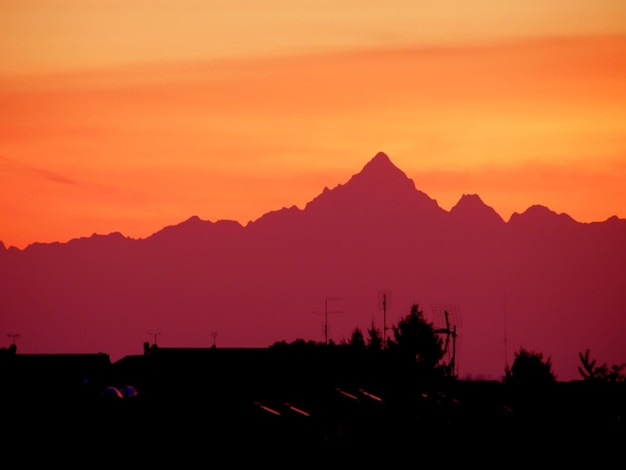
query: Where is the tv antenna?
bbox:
[7,333,20,346]
[148,330,161,346]
[211,331,218,348]
[323,297,342,345]
[377,289,391,348]
[432,304,461,378]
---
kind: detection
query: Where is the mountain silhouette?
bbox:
[303,151,444,220]
[1,152,625,381]
[450,194,504,226]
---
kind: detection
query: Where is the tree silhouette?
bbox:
[504,347,556,385]
[346,326,367,351]
[578,349,626,383]
[366,322,383,351]
[387,304,445,374]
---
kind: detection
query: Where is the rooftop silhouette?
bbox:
[2,339,624,464]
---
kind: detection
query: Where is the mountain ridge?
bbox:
[1,152,625,383]
[2,152,624,251]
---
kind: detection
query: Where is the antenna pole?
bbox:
[324,297,341,345]
[504,298,509,371]
[148,331,160,346]
[325,299,330,345]
[383,293,387,348]
[7,333,20,346]
[378,289,391,349]
[452,325,457,378]
[432,304,461,378]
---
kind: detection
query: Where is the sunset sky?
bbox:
[2,1,626,250]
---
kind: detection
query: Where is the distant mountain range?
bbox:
[2,152,625,381]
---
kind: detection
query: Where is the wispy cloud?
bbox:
[0,155,81,187]
[0,155,117,196]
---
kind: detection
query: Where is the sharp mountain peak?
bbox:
[365,151,394,167]
[353,151,413,185]
[303,151,442,216]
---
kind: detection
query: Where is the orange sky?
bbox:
[1,1,626,249]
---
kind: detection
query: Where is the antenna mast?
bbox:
[7,333,20,346]
[504,298,509,371]
[432,304,461,378]
[378,290,391,348]
[324,297,342,345]
[148,331,160,346]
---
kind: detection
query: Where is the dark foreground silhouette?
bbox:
[2,344,624,465]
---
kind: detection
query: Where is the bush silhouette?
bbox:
[504,347,556,385]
